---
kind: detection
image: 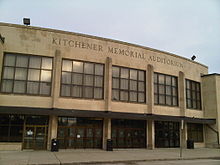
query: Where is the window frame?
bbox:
[154,72,178,107]
[185,79,202,110]
[60,58,104,100]
[112,65,146,103]
[187,123,204,142]
[0,52,53,96]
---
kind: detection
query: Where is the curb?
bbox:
[28,156,220,165]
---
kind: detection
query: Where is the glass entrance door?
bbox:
[23,126,48,150]
[112,119,146,148]
[57,117,103,149]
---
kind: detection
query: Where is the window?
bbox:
[112,66,145,103]
[1,53,53,96]
[186,79,201,110]
[154,73,178,106]
[0,114,24,142]
[61,59,104,99]
[187,123,203,142]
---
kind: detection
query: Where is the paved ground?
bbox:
[0,148,220,165]
[99,159,220,165]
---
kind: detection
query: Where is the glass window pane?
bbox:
[154,73,158,83]
[196,83,200,91]
[173,97,177,106]
[72,73,83,85]
[41,70,51,82]
[84,75,94,86]
[40,82,51,95]
[187,89,191,98]
[94,76,103,87]
[186,80,190,89]
[138,71,145,81]
[130,80,137,91]
[27,82,39,94]
[121,68,129,78]
[16,55,28,67]
[3,67,14,79]
[28,69,40,81]
[112,78,119,88]
[159,95,165,104]
[95,64,103,75]
[172,87,177,96]
[120,79,128,89]
[1,80,13,93]
[84,63,94,74]
[154,94,158,104]
[112,90,119,101]
[62,60,72,71]
[154,84,158,94]
[158,74,165,84]
[197,92,201,100]
[112,67,119,77]
[159,85,165,94]
[192,82,196,90]
[42,57,52,69]
[130,92,137,102]
[62,72,71,84]
[4,54,16,66]
[29,56,41,68]
[166,76,171,85]
[15,68,27,80]
[13,81,26,93]
[61,85,71,96]
[130,70,137,80]
[166,86,172,95]
[120,91,128,101]
[187,99,192,108]
[192,91,196,99]
[73,61,83,73]
[138,82,145,92]
[172,77,177,86]
[94,88,103,99]
[138,93,145,103]
[84,87,93,98]
[166,96,172,105]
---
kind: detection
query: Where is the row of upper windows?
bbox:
[0,53,202,110]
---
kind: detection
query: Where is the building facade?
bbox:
[0,22,219,150]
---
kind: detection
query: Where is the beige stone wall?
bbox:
[0,23,208,119]
[202,75,220,147]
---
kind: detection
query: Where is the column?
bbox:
[102,118,111,150]
[147,64,154,114]
[147,65,154,149]
[47,50,61,150]
[47,115,58,150]
[51,50,62,108]
[179,71,187,148]
[102,57,112,149]
[179,71,186,116]
[147,120,155,149]
[105,57,112,112]
[0,36,4,79]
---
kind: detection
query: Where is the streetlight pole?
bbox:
[180,119,184,158]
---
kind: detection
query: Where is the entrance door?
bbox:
[23,125,48,150]
[57,117,103,149]
[112,119,146,148]
[155,121,180,148]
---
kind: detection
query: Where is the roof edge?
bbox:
[202,73,220,77]
[0,22,208,69]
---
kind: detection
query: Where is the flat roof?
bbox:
[0,22,208,69]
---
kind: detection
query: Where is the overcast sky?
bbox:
[0,0,220,73]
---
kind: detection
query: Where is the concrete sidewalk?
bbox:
[0,148,220,165]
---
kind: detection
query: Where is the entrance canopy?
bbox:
[0,106,216,124]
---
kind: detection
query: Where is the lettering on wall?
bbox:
[52,37,183,68]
